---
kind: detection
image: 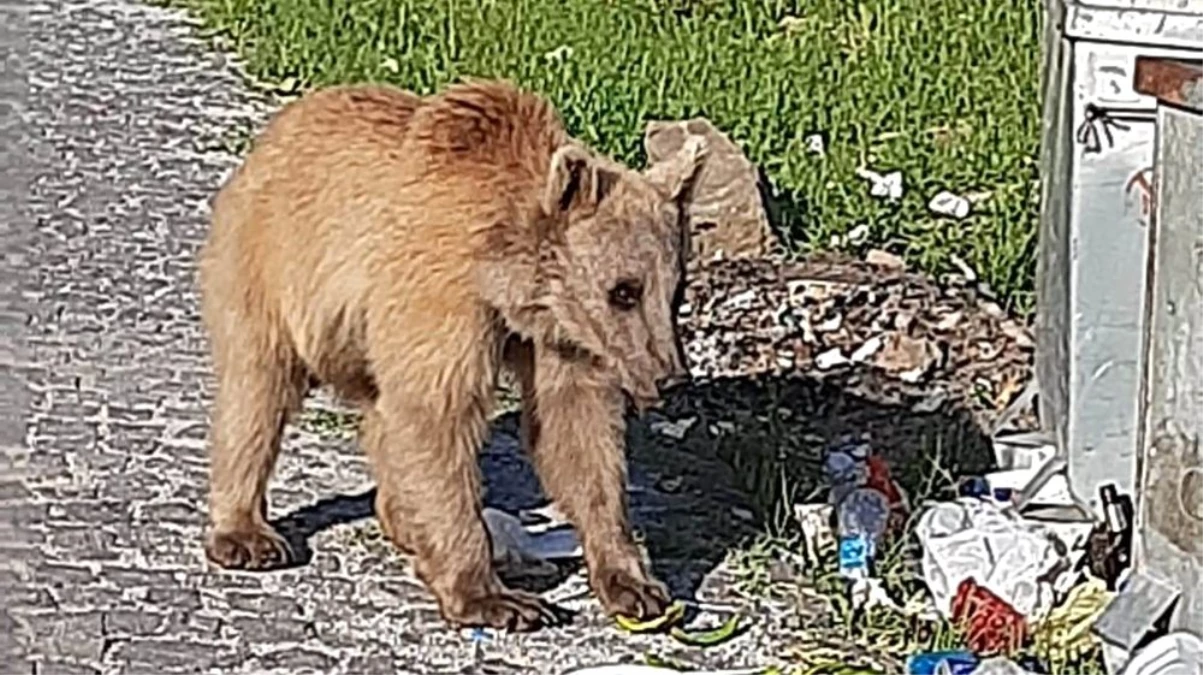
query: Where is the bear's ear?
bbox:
[645,134,708,202]
[542,143,618,217]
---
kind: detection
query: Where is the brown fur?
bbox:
[197,79,706,631]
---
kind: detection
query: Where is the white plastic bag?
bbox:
[915,498,1067,620]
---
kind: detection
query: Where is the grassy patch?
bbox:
[167,0,1043,313]
[295,407,360,440]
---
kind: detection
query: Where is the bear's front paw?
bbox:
[205,526,293,571]
[594,566,671,621]
[443,588,570,632]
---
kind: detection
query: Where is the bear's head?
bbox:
[526,136,707,409]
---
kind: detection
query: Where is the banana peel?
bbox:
[615,601,688,633]
[669,613,746,646]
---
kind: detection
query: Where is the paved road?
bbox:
[1,2,786,673]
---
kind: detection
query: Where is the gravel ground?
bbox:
[0,2,802,673]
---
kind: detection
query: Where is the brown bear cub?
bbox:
[197,78,706,631]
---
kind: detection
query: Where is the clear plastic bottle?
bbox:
[836,486,891,579]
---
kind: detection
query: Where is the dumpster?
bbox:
[1032,2,1203,671]
[1091,56,1203,674]
[1034,0,1203,514]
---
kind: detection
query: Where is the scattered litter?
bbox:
[824,438,872,504]
[856,167,904,202]
[906,649,980,675]
[611,599,748,649]
[380,56,399,73]
[615,600,686,634]
[952,577,1029,655]
[465,626,491,661]
[836,489,890,580]
[651,416,698,440]
[481,507,581,570]
[1086,484,1134,590]
[731,507,755,522]
[957,476,1013,505]
[928,190,972,219]
[1030,576,1112,666]
[825,438,909,525]
[949,255,978,283]
[848,223,871,244]
[805,133,827,157]
[794,503,836,565]
[518,502,571,528]
[817,438,910,608]
[1117,631,1203,675]
[915,498,1068,621]
[543,45,574,62]
[848,576,906,612]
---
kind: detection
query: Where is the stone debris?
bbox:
[644,117,778,261]
[864,248,906,271]
[678,254,1036,427]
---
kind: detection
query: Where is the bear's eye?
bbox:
[608,280,643,311]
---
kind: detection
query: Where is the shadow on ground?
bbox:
[270,370,997,602]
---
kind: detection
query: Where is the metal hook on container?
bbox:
[1075,103,1153,154]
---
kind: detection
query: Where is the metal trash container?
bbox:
[1035,0,1203,513]
[1091,56,1203,674]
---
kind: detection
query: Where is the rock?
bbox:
[644,118,776,260]
[676,254,1038,431]
[865,248,905,271]
[850,335,884,363]
[815,347,850,370]
[873,333,941,381]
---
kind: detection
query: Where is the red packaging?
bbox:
[864,454,909,530]
[950,578,1028,655]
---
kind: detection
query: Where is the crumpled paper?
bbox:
[915,498,1068,621]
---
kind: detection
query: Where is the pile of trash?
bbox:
[783,437,1201,675]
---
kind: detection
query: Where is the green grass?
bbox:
[170,0,1043,314]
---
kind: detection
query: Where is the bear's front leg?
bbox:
[360,396,565,631]
[360,299,567,631]
[508,339,671,621]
